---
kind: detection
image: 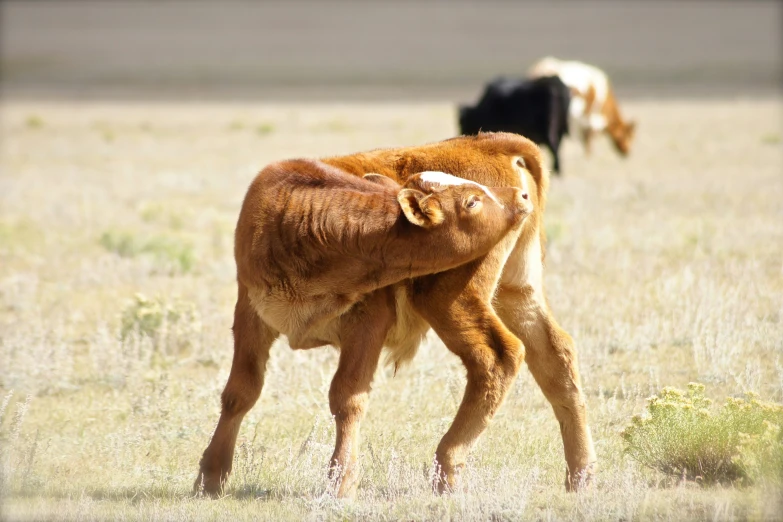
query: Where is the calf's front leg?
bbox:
[494,282,596,490]
[411,253,525,492]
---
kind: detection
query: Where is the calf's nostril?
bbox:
[521,193,529,200]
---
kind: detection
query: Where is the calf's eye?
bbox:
[516,158,526,169]
[466,196,480,209]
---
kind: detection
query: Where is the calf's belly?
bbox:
[246,285,349,349]
[245,283,430,359]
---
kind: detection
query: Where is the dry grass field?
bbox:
[1,99,782,521]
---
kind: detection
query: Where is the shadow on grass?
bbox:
[10,484,292,503]
[11,485,192,504]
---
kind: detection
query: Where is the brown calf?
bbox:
[196,154,533,496]
[196,133,596,497]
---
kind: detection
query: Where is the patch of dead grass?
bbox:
[1,99,781,520]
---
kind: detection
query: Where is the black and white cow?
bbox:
[459,76,571,174]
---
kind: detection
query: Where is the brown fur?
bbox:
[601,86,636,156]
[579,85,596,154]
[195,133,596,498]
[575,84,635,156]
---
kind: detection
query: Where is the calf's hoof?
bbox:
[328,461,361,499]
[193,474,221,497]
[565,461,596,492]
[431,460,463,495]
[193,467,227,498]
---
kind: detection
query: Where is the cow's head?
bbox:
[609,120,637,156]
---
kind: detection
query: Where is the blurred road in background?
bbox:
[1,0,780,101]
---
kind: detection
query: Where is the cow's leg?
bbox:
[411,255,525,493]
[547,136,562,175]
[195,282,278,496]
[494,282,596,491]
[328,289,393,498]
[581,126,594,156]
[580,86,597,156]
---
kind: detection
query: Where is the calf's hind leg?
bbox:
[327,289,393,498]
[195,282,278,496]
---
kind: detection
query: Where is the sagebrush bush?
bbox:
[734,420,783,487]
[119,293,201,358]
[621,383,783,485]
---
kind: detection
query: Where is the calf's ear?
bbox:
[363,173,400,190]
[397,189,445,228]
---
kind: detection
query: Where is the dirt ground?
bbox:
[0,99,782,520]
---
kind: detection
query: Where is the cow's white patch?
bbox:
[529,56,609,132]
[418,171,502,206]
[569,97,587,121]
[588,113,607,131]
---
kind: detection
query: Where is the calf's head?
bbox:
[384,171,533,258]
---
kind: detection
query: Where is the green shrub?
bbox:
[138,203,187,230]
[120,293,201,357]
[25,115,44,129]
[99,230,140,258]
[99,230,195,274]
[256,122,275,135]
[621,383,783,485]
[142,236,195,273]
[734,420,783,487]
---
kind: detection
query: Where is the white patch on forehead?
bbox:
[419,171,474,187]
[417,171,502,206]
